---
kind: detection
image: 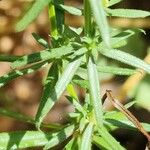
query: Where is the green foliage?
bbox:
[16,0,52,32]
[107,8,150,18]
[0,0,150,149]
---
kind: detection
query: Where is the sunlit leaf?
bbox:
[108,0,122,7]
[54,3,82,16]
[97,127,125,150]
[0,61,48,87]
[87,56,103,126]
[81,122,94,150]
[99,29,135,49]
[16,0,52,31]
[35,57,82,128]
[11,45,73,69]
[0,125,75,150]
[104,111,150,132]
[32,33,49,48]
[99,49,150,74]
[44,124,75,150]
[89,0,111,48]
[93,135,112,150]
[107,8,150,18]
[97,66,135,75]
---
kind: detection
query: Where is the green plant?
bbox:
[0,0,150,149]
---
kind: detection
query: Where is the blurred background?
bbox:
[0,0,150,149]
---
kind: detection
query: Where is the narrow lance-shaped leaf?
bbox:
[107,8,150,18]
[89,0,111,48]
[97,66,135,76]
[109,29,135,48]
[44,124,75,150]
[32,33,49,48]
[99,49,150,74]
[108,0,122,7]
[65,135,81,150]
[98,127,125,150]
[81,122,94,150]
[93,135,112,150]
[0,108,34,125]
[66,96,86,116]
[0,125,75,150]
[53,3,82,16]
[11,45,74,69]
[54,0,65,34]
[0,55,20,62]
[0,61,48,88]
[16,0,52,32]
[104,111,150,132]
[0,108,61,130]
[64,137,76,150]
[35,62,59,129]
[35,57,82,128]
[87,56,103,127]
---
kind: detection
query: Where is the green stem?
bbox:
[48,3,58,37]
[84,0,92,37]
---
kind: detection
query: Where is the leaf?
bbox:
[54,3,82,16]
[64,137,76,150]
[0,61,48,87]
[81,122,94,150]
[63,26,81,43]
[0,108,34,125]
[93,135,112,150]
[0,131,50,149]
[54,0,65,34]
[107,8,150,18]
[0,55,20,62]
[99,29,135,49]
[124,101,136,109]
[67,84,78,100]
[32,33,49,48]
[16,0,52,32]
[89,0,111,48]
[104,111,150,132]
[65,136,82,150]
[72,75,89,89]
[99,49,150,74]
[44,124,75,150]
[0,108,61,130]
[87,56,103,126]
[35,62,59,129]
[35,57,82,128]
[97,127,125,150]
[97,66,135,75]
[66,96,86,116]
[108,0,122,7]
[0,125,75,150]
[11,45,74,69]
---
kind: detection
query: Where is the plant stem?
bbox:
[48,3,58,37]
[84,0,92,37]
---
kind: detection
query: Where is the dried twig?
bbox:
[102,90,150,143]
